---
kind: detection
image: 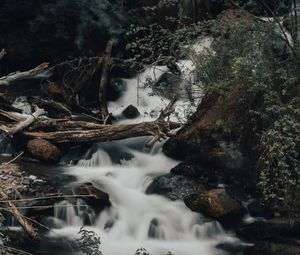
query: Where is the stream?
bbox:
[1,52,247,255]
[33,61,243,255]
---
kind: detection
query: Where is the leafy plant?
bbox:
[194,14,300,214]
[77,227,102,255]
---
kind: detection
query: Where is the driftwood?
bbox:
[23,100,180,145]
[1,108,46,136]
[32,119,106,131]
[98,40,113,122]
[0,174,40,240]
[0,109,22,122]
[23,120,180,144]
[0,63,49,86]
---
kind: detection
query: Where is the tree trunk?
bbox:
[98,40,113,122]
[23,120,180,145]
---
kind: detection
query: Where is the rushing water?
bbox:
[41,59,242,255]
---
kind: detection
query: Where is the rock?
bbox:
[247,199,274,219]
[74,183,110,213]
[146,173,206,201]
[27,139,62,163]
[107,78,125,101]
[122,105,140,119]
[238,218,300,243]
[153,72,181,99]
[244,242,300,255]
[185,189,243,219]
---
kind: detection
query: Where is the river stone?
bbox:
[27,139,62,163]
[146,173,206,201]
[184,189,242,219]
[122,104,140,119]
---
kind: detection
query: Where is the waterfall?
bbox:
[46,50,241,255]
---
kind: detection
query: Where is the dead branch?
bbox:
[3,108,46,136]
[0,63,49,86]
[0,179,40,240]
[0,109,22,122]
[98,40,113,122]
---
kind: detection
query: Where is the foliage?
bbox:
[194,17,300,213]
[124,20,212,63]
[237,0,291,15]
[77,227,102,255]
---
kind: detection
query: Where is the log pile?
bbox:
[0,42,180,149]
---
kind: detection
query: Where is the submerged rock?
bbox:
[27,139,62,163]
[146,173,205,200]
[185,189,243,219]
[122,104,140,119]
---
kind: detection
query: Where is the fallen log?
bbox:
[1,108,46,136]
[23,101,181,145]
[0,62,50,86]
[32,119,106,131]
[98,40,113,122]
[23,120,179,144]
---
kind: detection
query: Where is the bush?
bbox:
[194,16,300,214]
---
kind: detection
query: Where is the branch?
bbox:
[0,181,40,240]
[1,108,46,136]
[0,62,50,86]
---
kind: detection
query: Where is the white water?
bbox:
[49,145,238,255]
[46,40,241,255]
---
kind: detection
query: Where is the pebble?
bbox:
[29,175,37,180]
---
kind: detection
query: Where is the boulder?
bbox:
[146,173,206,200]
[247,199,274,219]
[27,139,62,163]
[185,189,243,219]
[238,218,300,243]
[122,104,140,119]
[153,72,181,99]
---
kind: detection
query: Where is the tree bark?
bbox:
[23,120,180,145]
